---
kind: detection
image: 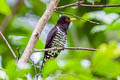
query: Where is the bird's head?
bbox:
[57,16,76,25]
[57,16,76,31]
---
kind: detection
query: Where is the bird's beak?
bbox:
[66,18,76,22]
[70,18,76,21]
[65,18,76,22]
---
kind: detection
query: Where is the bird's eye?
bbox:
[65,19,70,22]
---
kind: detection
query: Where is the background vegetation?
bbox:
[0,0,120,80]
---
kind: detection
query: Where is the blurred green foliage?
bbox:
[0,0,120,80]
[0,0,11,15]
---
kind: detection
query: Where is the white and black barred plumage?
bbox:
[44,27,67,61]
[41,16,72,68]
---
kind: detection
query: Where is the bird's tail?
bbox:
[40,50,60,71]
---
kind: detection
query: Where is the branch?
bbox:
[0,32,18,61]
[17,48,21,59]
[56,1,120,9]
[30,59,39,80]
[56,1,82,9]
[55,11,99,24]
[18,0,60,64]
[33,47,96,52]
[0,0,23,33]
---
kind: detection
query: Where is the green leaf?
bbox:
[42,59,59,78]
[92,41,120,79]
[5,60,31,79]
[0,43,8,55]
[104,0,120,13]
[35,39,44,49]
[5,60,17,80]
[0,0,11,15]
[55,74,80,80]
[28,0,46,16]
[107,21,120,30]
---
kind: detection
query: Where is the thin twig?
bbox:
[56,1,120,9]
[55,11,99,24]
[17,48,20,59]
[30,59,38,80]
[56,1,82,9]
[0,31,18,61]
[78,4,120,8]
[33,47,96,52]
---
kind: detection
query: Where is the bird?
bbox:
[41,16,76,68]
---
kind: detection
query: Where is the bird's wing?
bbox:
[41,27,57,69]
[45,27,57,48]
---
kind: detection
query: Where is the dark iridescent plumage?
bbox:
[41,16,73,68]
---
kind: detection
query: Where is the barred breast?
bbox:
[46,27,67,59]
[52,27,67,47]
